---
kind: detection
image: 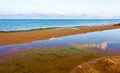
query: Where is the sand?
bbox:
[0,24,120,46]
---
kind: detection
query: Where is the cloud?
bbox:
[0,12,118,19]
[0,0,120,19]
[31,0,46,2]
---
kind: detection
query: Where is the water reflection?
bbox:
[0,28,120,54]
[71,41,120,50]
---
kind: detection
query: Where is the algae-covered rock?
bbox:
[71,56,120,73]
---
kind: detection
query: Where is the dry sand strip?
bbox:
[0,24,120,46]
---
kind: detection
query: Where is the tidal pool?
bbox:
[0,28,120,54]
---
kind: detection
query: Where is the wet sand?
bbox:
[0,24,120,46]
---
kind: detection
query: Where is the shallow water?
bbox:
[0,28,120,54]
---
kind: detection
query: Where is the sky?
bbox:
[0,0,120,19]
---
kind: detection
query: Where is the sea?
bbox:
[0,19,120,31]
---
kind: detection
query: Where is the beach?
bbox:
[0,24,120,46]
[0,0,120,73]
[0,23,120,73]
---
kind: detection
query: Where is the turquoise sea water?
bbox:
[0,19,120,31]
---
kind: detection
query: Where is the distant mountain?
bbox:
[0,13,119,19]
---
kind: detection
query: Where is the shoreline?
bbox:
[0,26,91,33]
[0,23,120,46]
[0,27,57,33]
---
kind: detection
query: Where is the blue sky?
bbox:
[0,0,120,19]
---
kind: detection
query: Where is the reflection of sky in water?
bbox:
[0,28,120,54]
